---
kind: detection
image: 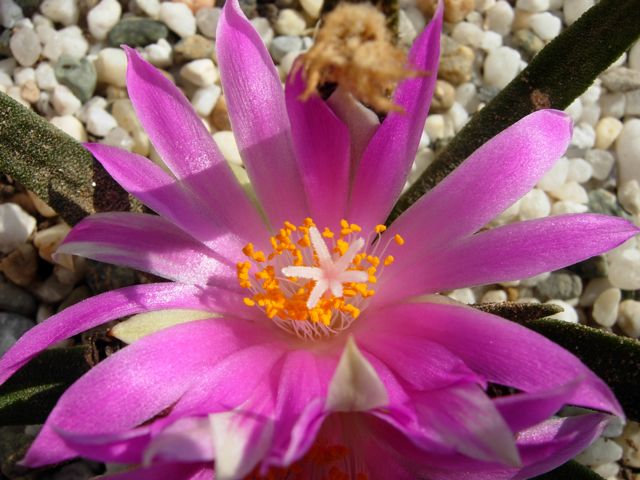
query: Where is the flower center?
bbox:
[237,218,402,339]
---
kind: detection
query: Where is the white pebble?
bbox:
[630,40,640,71]
[549,181,588,204]
[567,158,592,183]
[135,0,160,19]
[550,201,589,215]
[516,0,549,12]
[592,288,621,328]
[1,0,24,28]
[452,22,483,47]
[42,26,88,61]
[424,114,446,141]
[618,180,640,215]
[571,122,595,149]
[50,115,87,141]
[619,299,640,338]
[40,0,79,26]
[446,103,469,132]
[51,85,81,115]
[603,416,625,438]
[0,203,37,254]
[578,103,600,126]
[518,188,550,220]
[480,30,503,52]
[0,72,12,88]
[143,38,172,68]
[485,1,514,36]
[483,46,521,89]
[594,117,623,150]
[87,0,121,41]
[564,97,582,122]
[609,248,640,290]
[35,62,57,90]
[546,299,578,323]
[274,9,306,36]
[626,89,640,116]
[481,289,508,303]
[616,119,640,185]
[0,58,17,76]
[600,92,626,118]
[576,437,623,465]
[10,27,42,67]
[13,67,35,86]
[213,131,242,165]
[251,17,274,46]
[448,288,475,304]
[477,0,496,11]
[196,7,220,39]
[102,127,134,151]
[191,84,221,117]
[585,149,614,181]
[580,278,613,307]
[159,2,196,38]
[592,463,619,478]
[180,59,218,87]
[520,271,550,287]
[277,51,299,79]
[300,0,322,19]
[563,0,594,26]
[538,156,569,191]
[455,83,476,110]
[580,81,601,105]
[85,107,118,137]
[95,48,127,87]
[529,12,561,41]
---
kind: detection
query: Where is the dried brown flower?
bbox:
[296,3,420,113]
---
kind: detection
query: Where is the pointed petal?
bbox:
[285,70,350,230]
[143,417,214,464]
[326,337,389,412]
[217,0,307,226]
[123,47,265,242]
[378,214,639,304]
[85,143,246,251]
[0,283,247,385]
[57,212,237,285]
[24,318,261,466]
[387,110,572,262]
[371,302,623,417]
[347,3,443,231]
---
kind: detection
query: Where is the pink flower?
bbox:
[1,1,637,479]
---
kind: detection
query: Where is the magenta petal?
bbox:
[24,318,257,466]
[347,4,443,232]
[103,463,212,480]
[217,0,307,226]
[285,70,350,230]
[123,47,265,242]
[58,212,237,286]
[387,110,573,261]
[144,417,214,463]
[371,302,623,417]
[86,143,247,251]
[0,283,247,385]
[378,213,639,304]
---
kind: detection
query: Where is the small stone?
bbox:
[27,191,56,217]
[579,103,600,126]
[626,89,640,116]
[629,40,640,71]
[567,158,592,184]
[95,47,127,87]
[537,156,569,191]
[10,27,41,67]
[600,92,626,118]
[481,289,508,303]
[0,276,37,316]
[213,131,242,165]
[159,2,196,38]
[618,180,640,215]
[42,26,89,62]
[511,29,544,60]
[536,270,583,300]
[516,0,548,12]
[576,437,623,466]
[609,248,640,290]
[585,149,614,180]
[33,273,74,303]
[20,79,39,103]
[87,0,121,40]
[485,0,514,36]
[616,119,640,185]
[299,0,321,18]
[143,38,172,68]
[33,222,70,264]
[601,67,640,93]
[191,84,220,117]
[180,58,218,87]
[529,13,561,41]
[588,188,628,218]
[174,34,214,62]
[518,188,550,220]
[1,0,24,28]
[446,102,469,132]
[550,200,588,215]
[210,94,230,130]
[0,312,35,355]
[430,79,456,113]
[546,299,578,323]
[196,7,220,38]
[34,61,57,90]
[102,126,134,151]
[549,181,588,204]
[108,17,169,48]
[0,203,36,254]
[441,0,474,22]
[448,288,475,304]
[85,106,118,137]
[40,0,78,25]
[57,285,91,312]
[13,66,35,86]
[619,299,640,337]
[50,115,87,141]
[603,416,625,438]
[483,46,521,89]
[239,0,257,18]
[0,244,38,287]
[580,81,601,105]
[580,277,613,307]
[51,84,81,115]
[269,35,303,63]
[593,116,623,150]
[274,9,306,36]
[567,255,608,280]
[135,0,160,18]
[592,287,621,327]
[252,17,273,46]
[111,98,140,133]
[424,114,447,141]
[563,0,594,25]
[451,22,483,47]
[54,55,96,103]
[173,0,214,13]
[439,38,474,85]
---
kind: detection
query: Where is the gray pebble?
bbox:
[0,278,37,316]
[269,35,303,63]
[107,16,169,48]
[567,255,608,279]
[0,312,35,356]
[601,67,640,93]
[536,270,583,300]
[588,188,631,218]
[511,29,544,61]
[54,54,97,103]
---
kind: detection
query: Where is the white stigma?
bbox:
[282,226,368,309]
